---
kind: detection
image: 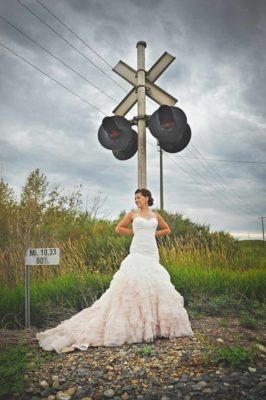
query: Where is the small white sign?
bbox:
[25,248,60,266]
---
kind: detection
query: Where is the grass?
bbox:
[0,238,265,327]
[239,314,258,330]
[1,265,265,328]
[187,295,266,320]
[136,344,153,357]
[167,265,266,302]
[0,272,112,328]
[0,343,56,398]
[238,240,266,268]
[218,318,229,328]
[212,345,257,370]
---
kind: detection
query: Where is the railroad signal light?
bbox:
[112,130,138,160]
[148,105,191,153]
[159,124,191,153]
[98,116,138,160]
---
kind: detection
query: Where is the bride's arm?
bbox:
[115,211,134,235]
[155,213,171,237]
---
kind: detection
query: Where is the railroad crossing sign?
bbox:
[113,51,177,116]
[104,41,180,188]
[98,43,191,193]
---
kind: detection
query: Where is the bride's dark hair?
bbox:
[135,188,154,206]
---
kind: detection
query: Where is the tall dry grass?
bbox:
[0,232,264,288]
[159,234,264,270]
[0,233,265,328]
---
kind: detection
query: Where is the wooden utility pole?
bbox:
[258,216,265,244]
[158,142,164,210]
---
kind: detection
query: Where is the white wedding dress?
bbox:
[36,217,193,353]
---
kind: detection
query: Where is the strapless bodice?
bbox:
[129,217,159,260]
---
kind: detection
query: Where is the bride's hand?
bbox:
[115,211,134,235]
[155,213,171,237]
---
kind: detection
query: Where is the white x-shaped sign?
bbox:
[112,52,177,116]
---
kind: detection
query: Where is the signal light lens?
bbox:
[158,105,175,130]
[161,121,174,130]
[109,131,120,138]
[102,117,121,138]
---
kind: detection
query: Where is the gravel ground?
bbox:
[1,317,266,400]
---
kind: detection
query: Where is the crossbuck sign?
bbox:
[113,51,177,116]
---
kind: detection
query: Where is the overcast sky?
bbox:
[0,0,265,239]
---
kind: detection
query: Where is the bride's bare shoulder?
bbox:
[130,209,139,219]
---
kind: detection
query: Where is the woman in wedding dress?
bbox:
[36,188,193,353]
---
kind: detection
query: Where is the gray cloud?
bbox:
[0,0,265,239]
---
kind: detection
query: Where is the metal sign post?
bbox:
[112,43,177,188]
[24,247,60,328]
[24,264,30,328]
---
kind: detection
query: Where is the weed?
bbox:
[239,314,258,330]
[218,318,229,328]
[212,345,256,370]
[136,344,152,357]
[0,343,56,397]
[0,344,28,396]
[187,294,244,317]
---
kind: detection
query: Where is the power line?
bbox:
[191,147,257,216]
[16,0,128,92]
[150,138,260,219]
[0,40,107,116]
[188,144,258,215]
[161,142,254,216]
[175,152,254,217]
[0,15,119,104]
[148,140,251,219]
[32,0,157,116]
[151,142,202,185]
[186,145,253,215]
[35,0,114,69]
[163,150,253,219]
[179,155,266,165]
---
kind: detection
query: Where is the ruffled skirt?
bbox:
[36,253,193,353]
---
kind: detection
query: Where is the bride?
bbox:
[36,188,193,353]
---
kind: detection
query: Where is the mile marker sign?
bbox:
[24,248,60,328]
[25,247,60,266]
